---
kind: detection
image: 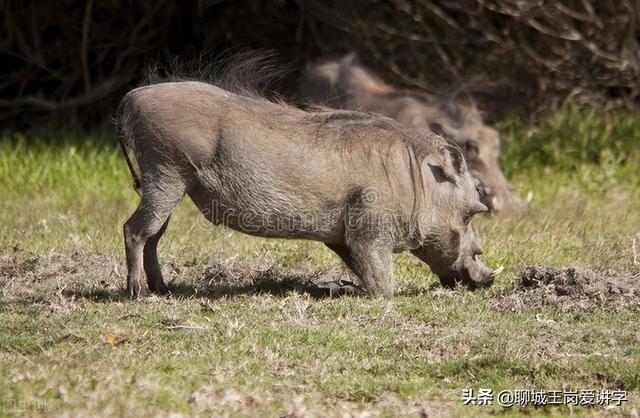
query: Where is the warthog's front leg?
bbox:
[345,242,395,298]
[324,244,366,296]
[411,248,455,288]
[341,192,396,297]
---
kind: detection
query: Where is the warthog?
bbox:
[301,54,528,214]
[116,80,501,298]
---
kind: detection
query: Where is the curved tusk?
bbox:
[490,265,504,278]
[526,191,534,204]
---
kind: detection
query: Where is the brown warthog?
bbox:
[116,80,501,298]
[301,54,528,214]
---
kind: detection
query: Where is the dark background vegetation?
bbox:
[2,0,639,130]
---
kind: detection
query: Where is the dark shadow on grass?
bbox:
[168,276,333,299]
[64,269,341,301]
[62,287,131,302]
[167,263,346,299]
[62,280,334,302]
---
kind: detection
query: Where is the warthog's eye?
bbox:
[464,140,479,161]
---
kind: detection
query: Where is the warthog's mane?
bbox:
[143,49,294,106]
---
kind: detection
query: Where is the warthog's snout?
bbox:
[436,255,501,289]
[459,255,502,289]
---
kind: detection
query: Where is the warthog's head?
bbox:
[420,203,501,289]
[413,141,502,288]
[436,222,501,289]
[433,103,529,215]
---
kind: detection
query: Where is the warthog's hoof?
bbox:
[127,280,149,298]
[317,278,366,297]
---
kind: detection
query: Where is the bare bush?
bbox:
[1,0,638,125]
[0,0,178,125]
[298,0,640,117]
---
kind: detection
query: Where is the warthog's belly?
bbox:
[187,183,346,244]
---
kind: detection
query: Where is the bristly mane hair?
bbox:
[143,48,294,104]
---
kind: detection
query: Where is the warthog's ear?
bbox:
[427,124,466,183]
[427,145,465,184]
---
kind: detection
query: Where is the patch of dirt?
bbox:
[0,250,124,307]
[495,265,640,312]
[1,251,118,283]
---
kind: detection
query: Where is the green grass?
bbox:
[1,105,640,416]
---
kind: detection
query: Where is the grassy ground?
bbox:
[1,104,639,417]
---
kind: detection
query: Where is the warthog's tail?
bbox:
[115,95,142,195]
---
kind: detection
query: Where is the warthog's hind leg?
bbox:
[143,216,171,294]
[124,181,184,298]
